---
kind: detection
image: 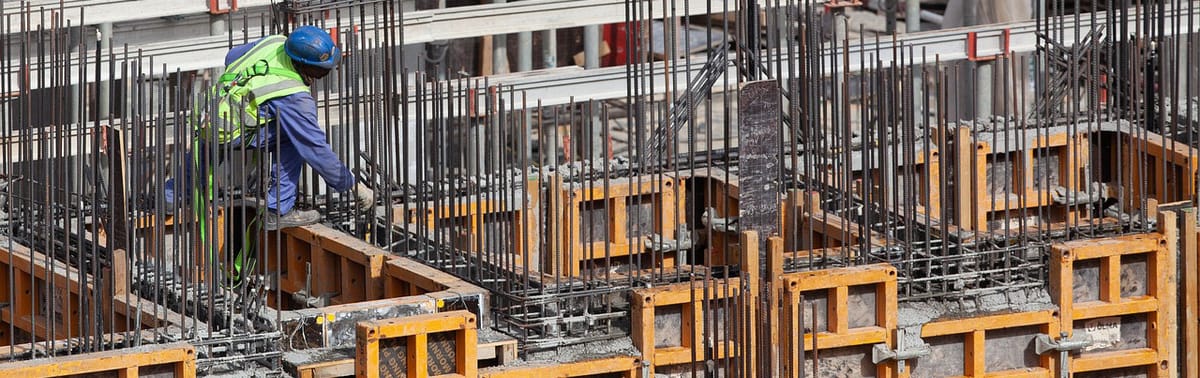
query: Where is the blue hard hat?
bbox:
[285,25,341,70]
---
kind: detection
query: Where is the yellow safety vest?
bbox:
[198,35,310,143]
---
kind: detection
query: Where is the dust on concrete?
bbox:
[898,287,1057,328]
[509,336,640,367]
[802,346,876,378]
[282,347,353,365]
[477,327,511,344]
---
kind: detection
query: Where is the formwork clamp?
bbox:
[1035,332,1092,355]
[872,327,931,373]
[702,207,737,233]
[1036,332,1092,378]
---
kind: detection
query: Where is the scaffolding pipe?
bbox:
[98,22,112,119]
[906,0,920,32]
[518,31,533,71]
[543,29,557,68]
[493,0,511,74]
[584,25,600,69]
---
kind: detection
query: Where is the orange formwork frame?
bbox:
[265,224,389,306]
[1050,212,1178,377]
[394,177,541,261]
[954,126,1091,233]
[952,126,1199,234]
[266,223,498,377]
[356,310,478,378]
[266,223,488,310]
[782,189,892,260]
[548,173,686,277]
[914,310,1058,378]
[631,275,742,374]
[0,341,196,377]
[280,255,499,377]
[393,173,685,279]
[780,263,898,378]
[0,241,191,348]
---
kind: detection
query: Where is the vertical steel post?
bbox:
[542,29,557,68]
[584,25,600,69]
[97,22,112,118]
[493,0,510,74]
[906,0,920,32]
[518,31,533,71]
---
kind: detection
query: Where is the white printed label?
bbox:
[1082,316,1121,352]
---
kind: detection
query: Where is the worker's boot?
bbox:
[262,209,321,231]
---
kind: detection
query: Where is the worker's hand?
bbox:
[353,182,375,212]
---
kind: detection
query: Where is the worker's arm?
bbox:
[265,92,357,192]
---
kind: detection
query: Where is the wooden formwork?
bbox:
[1183,209,1199,378]
[944,125,1200,235]
[479,355,642,378]
[631,276,741,374]
[268,223,490,351]
[265,223,489,312]
[911,310,1058,377]
[0,240,189,347]
[691,168,742,265]
[0,341,196,377]
[954,126,1093,233]
[135,209,227,271]
[264,224,389,307]
[1050,216,1177,377]
[548,173,686,276]
[384,253,464,297]
[1107,129,1200,208]
[394,178,540,265]
[854,143,943,219]
[781,189,892,261]
[356,310,478,378]
[780,264,898,378]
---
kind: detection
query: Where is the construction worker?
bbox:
[165,26,373,230]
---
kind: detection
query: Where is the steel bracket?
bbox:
[208,0,238,15]
[967,29,1011,62]
[644,225,695,253]
[702,207,738,233]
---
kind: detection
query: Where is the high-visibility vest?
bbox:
[198,35,310,143]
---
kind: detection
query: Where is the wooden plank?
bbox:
[765,237,784,377]
[739,231,760,378]
[920,311,1055,337]
[801,327,888,351]
[1100,255,1121,303]
[964,330,984,377]
[1184,208,1199,378]
[955,126,973,230]
[1156,210,1177,378]
[1071,349,1157,372]
[0,342,195,377]
[1049,244,1074,334]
